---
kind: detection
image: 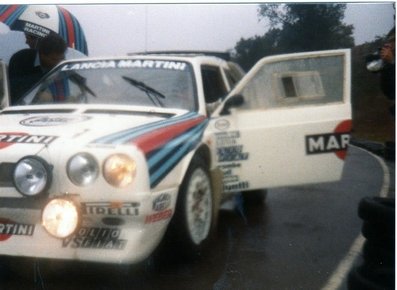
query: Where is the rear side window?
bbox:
[225,69,239,88]
[225,62,245,88]
[201,65,227,103]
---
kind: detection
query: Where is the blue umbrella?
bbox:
[0,4,88,55]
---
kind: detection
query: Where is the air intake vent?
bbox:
[0,162,15,187]
[1,109,76,115]
[84,109,174,118]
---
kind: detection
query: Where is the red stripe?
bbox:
[0,5,19,22]
[132,116,206,154]
[59,7,75,49]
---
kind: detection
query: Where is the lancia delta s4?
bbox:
[0,50,351,264]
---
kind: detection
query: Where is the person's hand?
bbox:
[35,90,54,103]
[380,44,395,64]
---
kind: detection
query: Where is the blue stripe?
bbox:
[0,6,9,14]
[1,5,27,25]
[58,9,67,43]
[149,120,208,187]
[147,120,206,168]
[57,8,87,55]
[71,15,87,55]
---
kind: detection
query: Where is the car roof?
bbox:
[130,50,232,61]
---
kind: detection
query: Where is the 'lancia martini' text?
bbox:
[61,60,187,71]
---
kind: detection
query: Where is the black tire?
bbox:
[361,221,395,249]
[362,240,395,267]
[358,197,395,224]
[242,189,267,206]
[167,156,215,258]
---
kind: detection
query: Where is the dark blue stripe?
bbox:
[149,120,208,188]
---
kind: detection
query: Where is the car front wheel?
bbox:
[169,156,214,258]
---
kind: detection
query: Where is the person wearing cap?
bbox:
[8,33,67,105]
[24,32,40,49]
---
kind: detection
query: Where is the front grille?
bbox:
[0,163,15,187]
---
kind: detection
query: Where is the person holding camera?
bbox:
[380,28,395,161]
[380,28,395,112]
[366,27,395,161]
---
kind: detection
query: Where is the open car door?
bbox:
[0,60,9,109]
[210,49,351,192]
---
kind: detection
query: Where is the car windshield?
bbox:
[21,59,197,111]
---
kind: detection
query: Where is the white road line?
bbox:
[320,145,391,290]
[353,145,390,198]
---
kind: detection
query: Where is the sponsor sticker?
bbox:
[20,116,91,127]
[145,209,173,224]
[217,145,249,162]
[152,194,171,212]
[0,218,35,241]
[62,227,127,250]
[214,119,230,131]
[305,120,352,160]
[0,132,57,149]
[82,202,140,216]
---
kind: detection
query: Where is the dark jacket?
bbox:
[380,62,395,101]
[8,49,44,104]
[380,62,395,117]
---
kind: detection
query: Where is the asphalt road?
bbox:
[0,145,393,290]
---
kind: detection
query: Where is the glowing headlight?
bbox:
[103,154,136,188]
[13,157,51,197]
[42,198,80,238]
[67,153,99,186]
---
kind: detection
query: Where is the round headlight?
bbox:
[42,198,80,238]
[103,154,136,188]
[13,157,50,197]
[67,153,99,186]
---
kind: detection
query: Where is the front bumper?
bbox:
[0,189,177,264]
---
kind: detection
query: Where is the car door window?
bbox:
[225,69,239,89]
[201,65,228,103]
[239,55,345,110]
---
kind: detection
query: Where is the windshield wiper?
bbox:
[122,75,165,107]
[70,72,97,99]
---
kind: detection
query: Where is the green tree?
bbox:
[233,4,355,69]
[233,28,281,71]
[259,4,355,52]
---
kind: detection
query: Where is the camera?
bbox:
[366,48,384,72]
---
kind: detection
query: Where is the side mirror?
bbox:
[220,94,245,115]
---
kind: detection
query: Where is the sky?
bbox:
[0,3,395,62]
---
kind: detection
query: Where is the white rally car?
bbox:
[0,50,351,264]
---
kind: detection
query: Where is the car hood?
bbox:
[0,105,186,156]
